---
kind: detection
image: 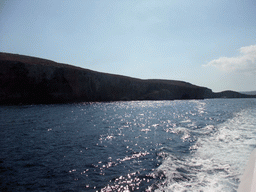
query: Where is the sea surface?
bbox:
[1,99,256,191]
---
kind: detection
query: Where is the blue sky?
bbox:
[1,0,255,92]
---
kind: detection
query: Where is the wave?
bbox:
[155,107,256,191]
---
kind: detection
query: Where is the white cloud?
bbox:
[204,45,256,74]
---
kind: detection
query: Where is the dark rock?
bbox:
[0,52,255,105]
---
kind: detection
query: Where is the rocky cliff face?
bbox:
[0,53,254,105]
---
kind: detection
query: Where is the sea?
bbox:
[1,98,256,192]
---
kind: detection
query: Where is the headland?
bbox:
[0,52,255,105]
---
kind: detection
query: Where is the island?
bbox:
[0,52,255,105]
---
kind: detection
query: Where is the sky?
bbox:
[0,0,255,92]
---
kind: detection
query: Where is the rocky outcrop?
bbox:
[0,52,255,105]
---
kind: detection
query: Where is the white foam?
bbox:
[155,107,256,191]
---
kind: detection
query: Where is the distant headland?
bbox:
[0,52,255,105]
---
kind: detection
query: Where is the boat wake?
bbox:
[155,107,256,191]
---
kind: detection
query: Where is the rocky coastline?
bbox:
[0,52,255,105]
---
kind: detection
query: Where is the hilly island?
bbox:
[0,52,255,105]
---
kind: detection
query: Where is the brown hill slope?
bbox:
[0,52,254,105]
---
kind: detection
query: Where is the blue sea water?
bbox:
[1,99,256,191]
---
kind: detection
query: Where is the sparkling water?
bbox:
[1,99,256,191]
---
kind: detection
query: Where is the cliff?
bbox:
[0,53,255,105]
